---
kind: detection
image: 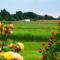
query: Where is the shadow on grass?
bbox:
[7,34,50,42]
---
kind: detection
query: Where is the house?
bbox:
[22,19,30,22]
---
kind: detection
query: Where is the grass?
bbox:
[2,21,58,41]
[2,40,43,60]
[0,20,60,60]
[2,40,60,60]
[22,42,41,60]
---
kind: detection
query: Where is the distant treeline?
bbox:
[0,9,60,21]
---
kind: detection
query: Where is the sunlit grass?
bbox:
[1,21,60,60]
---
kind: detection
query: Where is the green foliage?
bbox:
[0,9,59,21]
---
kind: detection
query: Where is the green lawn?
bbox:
[11,21,58,42]
[1,21,60,60]
[21,42,41,60]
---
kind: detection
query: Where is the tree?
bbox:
[0,9,57,21]
[44,14,54,20]
[44,14,48,20]
[14,11,23,20]
[23,12,38,19]
[58,16,60,20]
[0,9,10,21]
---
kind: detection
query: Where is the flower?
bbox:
[48,40,52,45]
[42,57,45,60]
[0,22,2,26]
[58,22,60,25]
[8,43,16,49]
[0,22,3,27]
[45,47,49,51]
[0,52,5,57]
[8,42,24,52]
[39,48,42,53]
[3,26,10,34]
[10,30,13,34]
[48,40,52,48]
[43,54,48,57]
[3,51,24,60]
[8,23,14,29]
[17,42,24,51]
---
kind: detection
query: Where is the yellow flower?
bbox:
[8,23,14,29]
[0,22,2,27]
[17,42,24,50]
[4,51,14,60]
[0,52,5,57]
[10,30,13,34]
[8,43,16,49]
[3,51,24,60]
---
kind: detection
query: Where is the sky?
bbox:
[0,0,60,18]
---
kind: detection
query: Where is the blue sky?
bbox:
[0,0,60,17]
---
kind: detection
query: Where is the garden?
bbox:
[0,20,60,60]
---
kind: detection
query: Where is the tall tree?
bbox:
[0,9,10,21]
[14,11,23,20]
[58,16,60,20]
[23,12,38,19]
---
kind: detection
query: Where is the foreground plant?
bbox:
[38,22,60,60]
[0,21,24,60]
[0,51,24,60]
[8,42,24,52]
[0,22,14,50]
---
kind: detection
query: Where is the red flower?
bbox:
[39,48,42,53]
[45,47,49,51]
[43,54,48,57]
[58,22,60,25]
[48,40,52,45]
[42,57,45,60]
[4,29,10,34]
[48,40,52,48]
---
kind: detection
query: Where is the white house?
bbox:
[22,19,30,22]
